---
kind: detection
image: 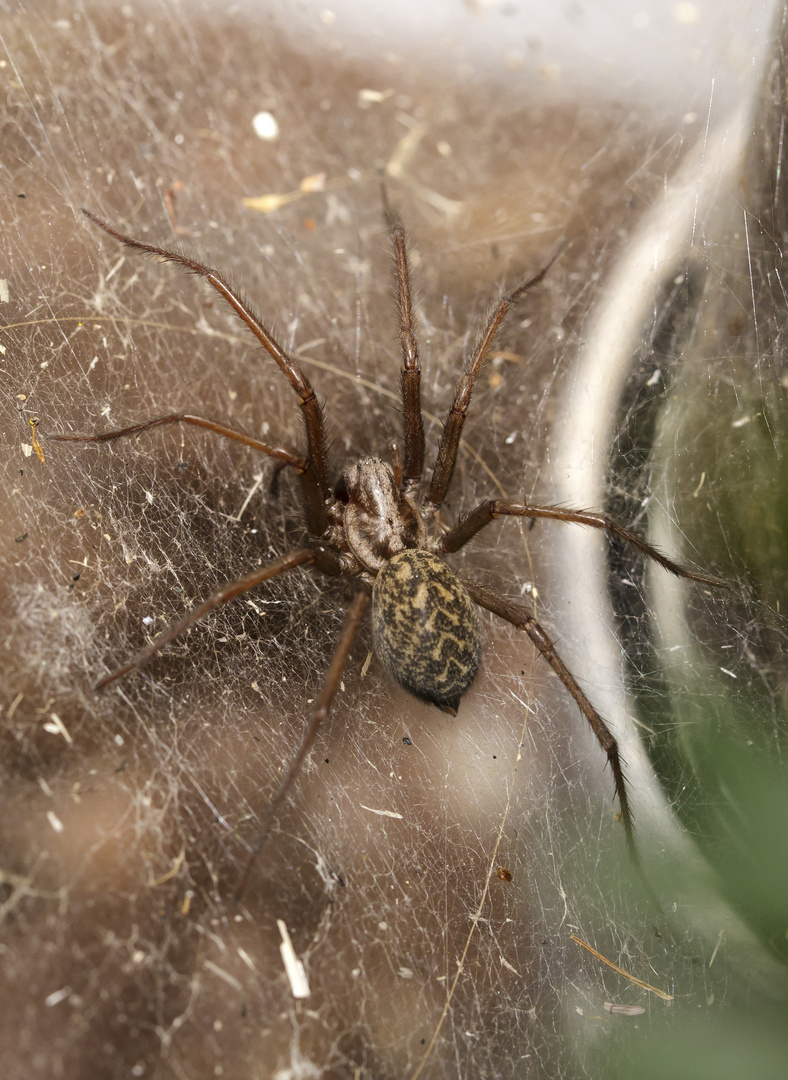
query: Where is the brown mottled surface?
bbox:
[372,550,482,713]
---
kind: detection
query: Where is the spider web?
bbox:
[1,2,787,1078]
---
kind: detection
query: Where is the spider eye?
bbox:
[334,475,349,503]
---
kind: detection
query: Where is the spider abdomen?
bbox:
[371,549,482,715]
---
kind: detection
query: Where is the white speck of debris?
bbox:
[237,947,257,973]
[300,171,326,193]
[708,927,726,968]
[360,804,403,820]
[0,279,9,302]
[43,712,74,744]
[358,87,393,105]
[500,955,521,977]
[47,810,65,834]
[45,986,72,1007]
[252,111,279,141]
[278,920,310,999]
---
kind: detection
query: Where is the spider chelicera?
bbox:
[50,205,723,893]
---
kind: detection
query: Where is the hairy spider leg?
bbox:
[48,412,305,469]
[444,500,724,856]
[463,579,637,855]
[440,499,728,587]
[426,246,562,509]
[234,587,371,901]
[93,549,316,688]
[79,209,331,536]
[48,411,326,541]
[385,196,425,493]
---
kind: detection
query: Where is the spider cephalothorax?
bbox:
[49,205,724,893]
[339,457,426,571]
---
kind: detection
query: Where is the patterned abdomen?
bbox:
[371,549,482,715]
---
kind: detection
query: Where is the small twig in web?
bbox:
[570,934,674,1001]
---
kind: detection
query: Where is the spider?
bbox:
[50,205,723,893]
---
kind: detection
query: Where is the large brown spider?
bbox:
[50,206,723,892]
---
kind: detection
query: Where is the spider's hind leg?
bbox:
[95,548,316,689]
[463,577,636,856]
[234,586,371,900]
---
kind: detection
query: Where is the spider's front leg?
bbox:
[463,579,636,855]
[425,248,561,510]
[73,210,333,535]
[385,197,425,494]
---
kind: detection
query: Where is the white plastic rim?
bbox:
[548,102,753,845]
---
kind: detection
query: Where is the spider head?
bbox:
[343,457,426,572]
